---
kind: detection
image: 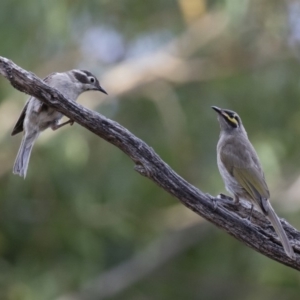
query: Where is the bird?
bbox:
[11,69,107,178]
[212,106,295,260]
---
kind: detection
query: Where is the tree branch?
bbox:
[0,56,299,270]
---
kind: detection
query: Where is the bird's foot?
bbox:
[246,204,254,223]
[219,193,233,202]
[243,217,252,227]
[206,193,234,210]
[52,119,74,131]
[205,193,219,210]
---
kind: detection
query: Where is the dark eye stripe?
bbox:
[73,72,89,84]
[81,70,94,77]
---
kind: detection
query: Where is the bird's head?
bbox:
[212,106,244,134]
[69,69,107,95]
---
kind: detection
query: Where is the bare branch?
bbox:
[0,56,299,272]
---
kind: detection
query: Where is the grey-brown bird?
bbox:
[12,69,107,178]
[212,106,295,260]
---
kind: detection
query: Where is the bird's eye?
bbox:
[89,77,95,83]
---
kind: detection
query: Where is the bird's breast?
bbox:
[217,146,245,197]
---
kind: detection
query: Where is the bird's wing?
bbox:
[220,140,270,212]
[11,73,57,136]
[11,100,29,136]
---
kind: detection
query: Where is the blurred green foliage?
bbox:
[1,0,300,299]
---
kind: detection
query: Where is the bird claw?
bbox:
[218,193,233,201]
[205,193,218,211]
[52,119,74,131]
[246,204,254,223]
[243,217,252,227]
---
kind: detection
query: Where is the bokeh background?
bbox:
[1,0,300,299]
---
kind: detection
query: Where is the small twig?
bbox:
[0,56,299,270]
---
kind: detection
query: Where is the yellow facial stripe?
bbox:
[223,113,238,126]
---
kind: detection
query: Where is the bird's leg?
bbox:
[205,194,218,210]
[219,193,233,201]
[247,204,254,222]
[233,195,240,204]
[37,103,47,114]
[51,119,74,131]
[207,193,234,210]
[233,195,252,224]
[232,195,254,224]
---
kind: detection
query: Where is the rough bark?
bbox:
[0,56,299,270]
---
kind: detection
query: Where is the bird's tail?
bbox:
[13,132,39,178]
[266,202,295,260]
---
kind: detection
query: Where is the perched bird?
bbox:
[212,106,295,260]
[11,69,107,178]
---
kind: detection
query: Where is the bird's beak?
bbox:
[97,84,108,95]
[211,106,222,114]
